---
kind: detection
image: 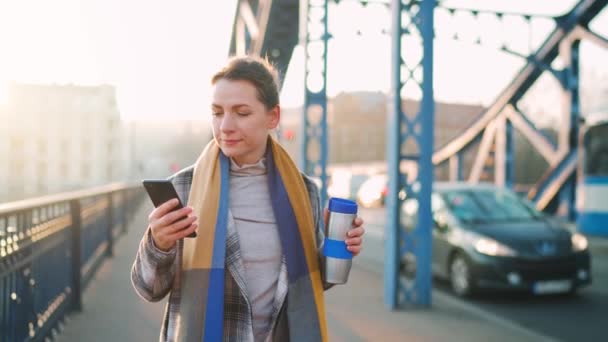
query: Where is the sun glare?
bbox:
[0,81,7,105]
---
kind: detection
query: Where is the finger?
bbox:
[347,245,362,255]
[352,217,364,227]
[323,208,329,226]
[159,207,193,227]
[149,198,181,220]
[345,237,362,246]
[150,209,193,237]
[167,223,198,240]
[166,216,197,234]
[148,220,166,235]
[347,227,365,238]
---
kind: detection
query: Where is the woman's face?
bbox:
[211,79,279,166]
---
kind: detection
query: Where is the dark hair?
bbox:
[211,56,280,110]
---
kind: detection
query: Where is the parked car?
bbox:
[356,174,388,208]
[400,182,591,297]
[349,173,369,200]
[328,171,370,201]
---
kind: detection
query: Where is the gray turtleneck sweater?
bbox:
[229,158,281,342]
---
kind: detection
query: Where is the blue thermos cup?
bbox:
[323,198,358,284]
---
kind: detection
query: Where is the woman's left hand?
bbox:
[323,209,365,257]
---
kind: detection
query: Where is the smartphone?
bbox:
[142,179,197,238]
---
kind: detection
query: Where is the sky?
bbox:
[0,0,236,121]
[0,0,606,123]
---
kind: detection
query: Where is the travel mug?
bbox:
[323,197,358,284]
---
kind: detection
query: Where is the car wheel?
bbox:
[450,253,474,297]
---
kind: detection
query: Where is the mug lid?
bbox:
[328,197,358,214]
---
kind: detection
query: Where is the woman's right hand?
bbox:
[148,198,198,252]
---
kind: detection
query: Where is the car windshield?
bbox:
[441,189,541,223]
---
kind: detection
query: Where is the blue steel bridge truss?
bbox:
[230,0,608,308]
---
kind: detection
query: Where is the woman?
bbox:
[131,56,365,342]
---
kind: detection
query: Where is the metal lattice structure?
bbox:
[229,0,329,204]
[384,0,435,308]
[230,0,608,308]
[432,0,608,220]
[302,0,330,206]
[229,0,300,84]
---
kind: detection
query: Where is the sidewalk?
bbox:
[57,203,165,342]
[57,203,550,342]
[329,260,553,342]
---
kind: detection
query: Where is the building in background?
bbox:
[0,83,128,202]
[128,120,212,180]
[281,91,483,167]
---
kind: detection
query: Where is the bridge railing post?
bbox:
[69,199,83,312]
[122,190,129,234]
[106,192,114,258]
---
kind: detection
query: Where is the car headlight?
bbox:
[571,233,588,252]
[474,237,517,257]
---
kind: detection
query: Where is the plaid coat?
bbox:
[131,165,330,342]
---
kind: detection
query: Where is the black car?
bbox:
[400,183,592,297]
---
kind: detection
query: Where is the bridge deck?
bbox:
[56,203,541,342]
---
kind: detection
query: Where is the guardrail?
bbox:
[0,183,144,342]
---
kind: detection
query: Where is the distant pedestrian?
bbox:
[131,55,365,341]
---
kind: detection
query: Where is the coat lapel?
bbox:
[225,210,251,307]
[269,256,288,334]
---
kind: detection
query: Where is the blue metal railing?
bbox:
[0,184,144,342]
